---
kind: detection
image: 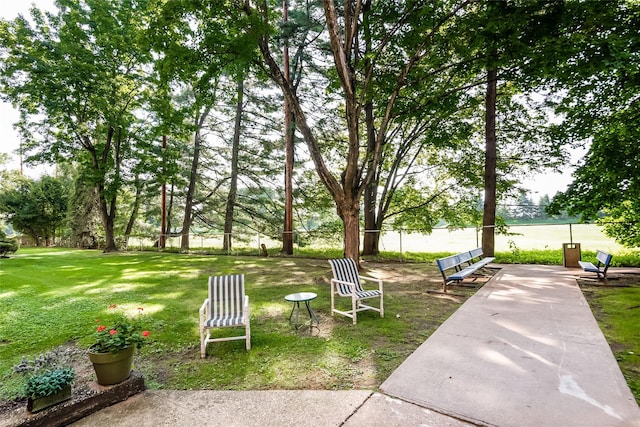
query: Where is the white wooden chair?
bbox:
[199,274,251,357]
[328,258,384,325]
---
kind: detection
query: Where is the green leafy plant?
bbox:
[24,367,75,399]
[92,305,151,353]
[0,229,18,258]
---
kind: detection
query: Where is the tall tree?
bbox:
[0,0,153,252]
[546,1,640,247]
[467,1,571,254]
[482,67,498,256]
[280,0,295,255]
[149,0,259,251]
[223,78,245,251]
[254,0,480,261]
[0,176,68,246]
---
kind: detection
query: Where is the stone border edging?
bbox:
[6,371,145,427]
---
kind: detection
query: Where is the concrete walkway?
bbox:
[381,264,640,426]
[70,264,639,426]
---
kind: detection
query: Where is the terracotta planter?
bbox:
[88,346,135,385]
[27,384,72,413]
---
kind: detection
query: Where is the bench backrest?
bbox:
[457,251,473,265]
[469,247,483,260]
[437,254,460,272]
[596,250,613,267]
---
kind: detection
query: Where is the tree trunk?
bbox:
[362,185,379,255]
[166,182,175,241]
[123,175,143,248]
[181,108,210,252]
[160,135,167,249]
[482,67,498,257]
[337,199,361,261]
[99,188,118,252]
[281,97,295,254]
[281,1,294,255]
[223,78,244,251]
[362,101,379,256]
[96,127,119,253]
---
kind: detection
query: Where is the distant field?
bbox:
[377,223,626,254]
[126,223,627,256]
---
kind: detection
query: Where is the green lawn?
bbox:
[1,247,638,407]
[0,248,474,401]
[580,283,640,403]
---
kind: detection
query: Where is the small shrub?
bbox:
[24,367,75,399]
[0,239,18,258]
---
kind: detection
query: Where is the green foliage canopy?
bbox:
[0,175,68,245]
[547,1,640,247]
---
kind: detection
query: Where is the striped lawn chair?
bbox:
[199,274,251,357]
[328,258,384,325]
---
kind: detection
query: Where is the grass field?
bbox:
[1,247,638,411]
[377,223,627,254]
[0,248,479,405]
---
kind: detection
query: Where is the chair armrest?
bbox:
[331,278,357,289]
[199,299,208,314]
[359,275,383,291]
[199,299,209,324]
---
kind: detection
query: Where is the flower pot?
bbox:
[88,346,135,385]
[27,384,72,413]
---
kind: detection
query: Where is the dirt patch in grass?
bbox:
[577,272,640,288]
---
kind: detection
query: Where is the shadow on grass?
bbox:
[0,248,485,406]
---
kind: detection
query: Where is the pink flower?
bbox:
[142,330,150,337]
[109,329,118,335]
[97,325,107,332]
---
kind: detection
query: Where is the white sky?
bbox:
[0,0,56,177]
[0,0,580,200]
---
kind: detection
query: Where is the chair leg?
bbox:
[379,295,384,318]
[245,323,251,350]
[331,283,336,317]
[200,330,207,358]
[352,295,357,325]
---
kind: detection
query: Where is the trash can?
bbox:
[563,243,581,268]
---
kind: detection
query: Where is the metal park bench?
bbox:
[434,248,496,294]
[578,250,613,279]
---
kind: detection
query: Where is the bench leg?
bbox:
[427,280,465,297]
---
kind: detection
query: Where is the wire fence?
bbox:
[118,222,624,256]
